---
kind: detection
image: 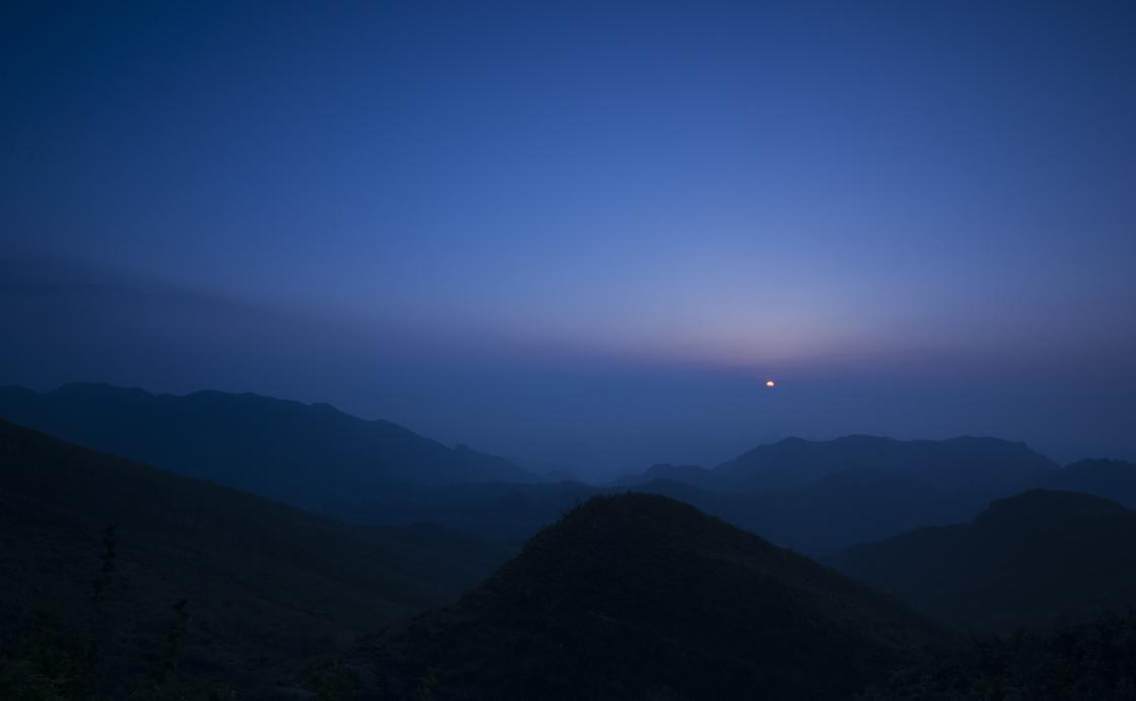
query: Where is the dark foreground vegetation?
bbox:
[861,612,1136,700]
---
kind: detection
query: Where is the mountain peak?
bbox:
[527,492,730,546]
[976,488,1127,528]
[361,492,940,699]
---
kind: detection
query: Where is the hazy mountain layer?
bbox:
[713,435,1057,493]
[0,383,534,510]
[353,434,1070,554]
[620,435,1062,553]
[1050,459,1136,508]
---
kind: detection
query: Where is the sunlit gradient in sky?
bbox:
[3,1,1134,475]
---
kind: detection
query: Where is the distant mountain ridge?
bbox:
[616,434,1061,553]
[6,383,1131,557]
[347,436,1126,555]
[355,493,943,700]
[633,434,1058,494]
[0,383,535,509]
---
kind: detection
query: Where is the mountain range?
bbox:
[668,434,1058,494]
[622,435,1061,550]
[6,383,1134,557]
[5,393,1136,698]
[0,383,534,510]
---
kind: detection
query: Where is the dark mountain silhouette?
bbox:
[0,419,509,696]
[0,383,534,509]
[837,489,1136,631]
[1050,459,1136,508]
[355,493,943,700]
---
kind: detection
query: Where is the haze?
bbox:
[3,1,1134,477]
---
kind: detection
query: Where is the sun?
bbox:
[765,379,776,388]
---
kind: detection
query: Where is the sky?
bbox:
[3,1,1134,477]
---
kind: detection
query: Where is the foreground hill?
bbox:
[837,489,1136,631]
[0,383,533,509]
[0,419,509,697]
[355,493,943,700]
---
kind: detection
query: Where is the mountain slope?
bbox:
[0,419,509,696]
[356,493,943,700]
[1050,459,1136,508]
[0,383,533,509]
[862,611,1136,700]
[837,489,1136,631]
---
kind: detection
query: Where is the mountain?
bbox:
[0,383,534,509]
[711,435,1057,494]
[618,435,1060,553]
[339,435,1082,557]
[0,419,510,697]
[836,489,1136,632]
[1050,459,1136,508]
[354,493,943,700]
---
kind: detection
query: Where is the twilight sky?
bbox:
[3,1,1135,476]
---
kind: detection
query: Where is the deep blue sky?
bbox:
[3,1,1134,476]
